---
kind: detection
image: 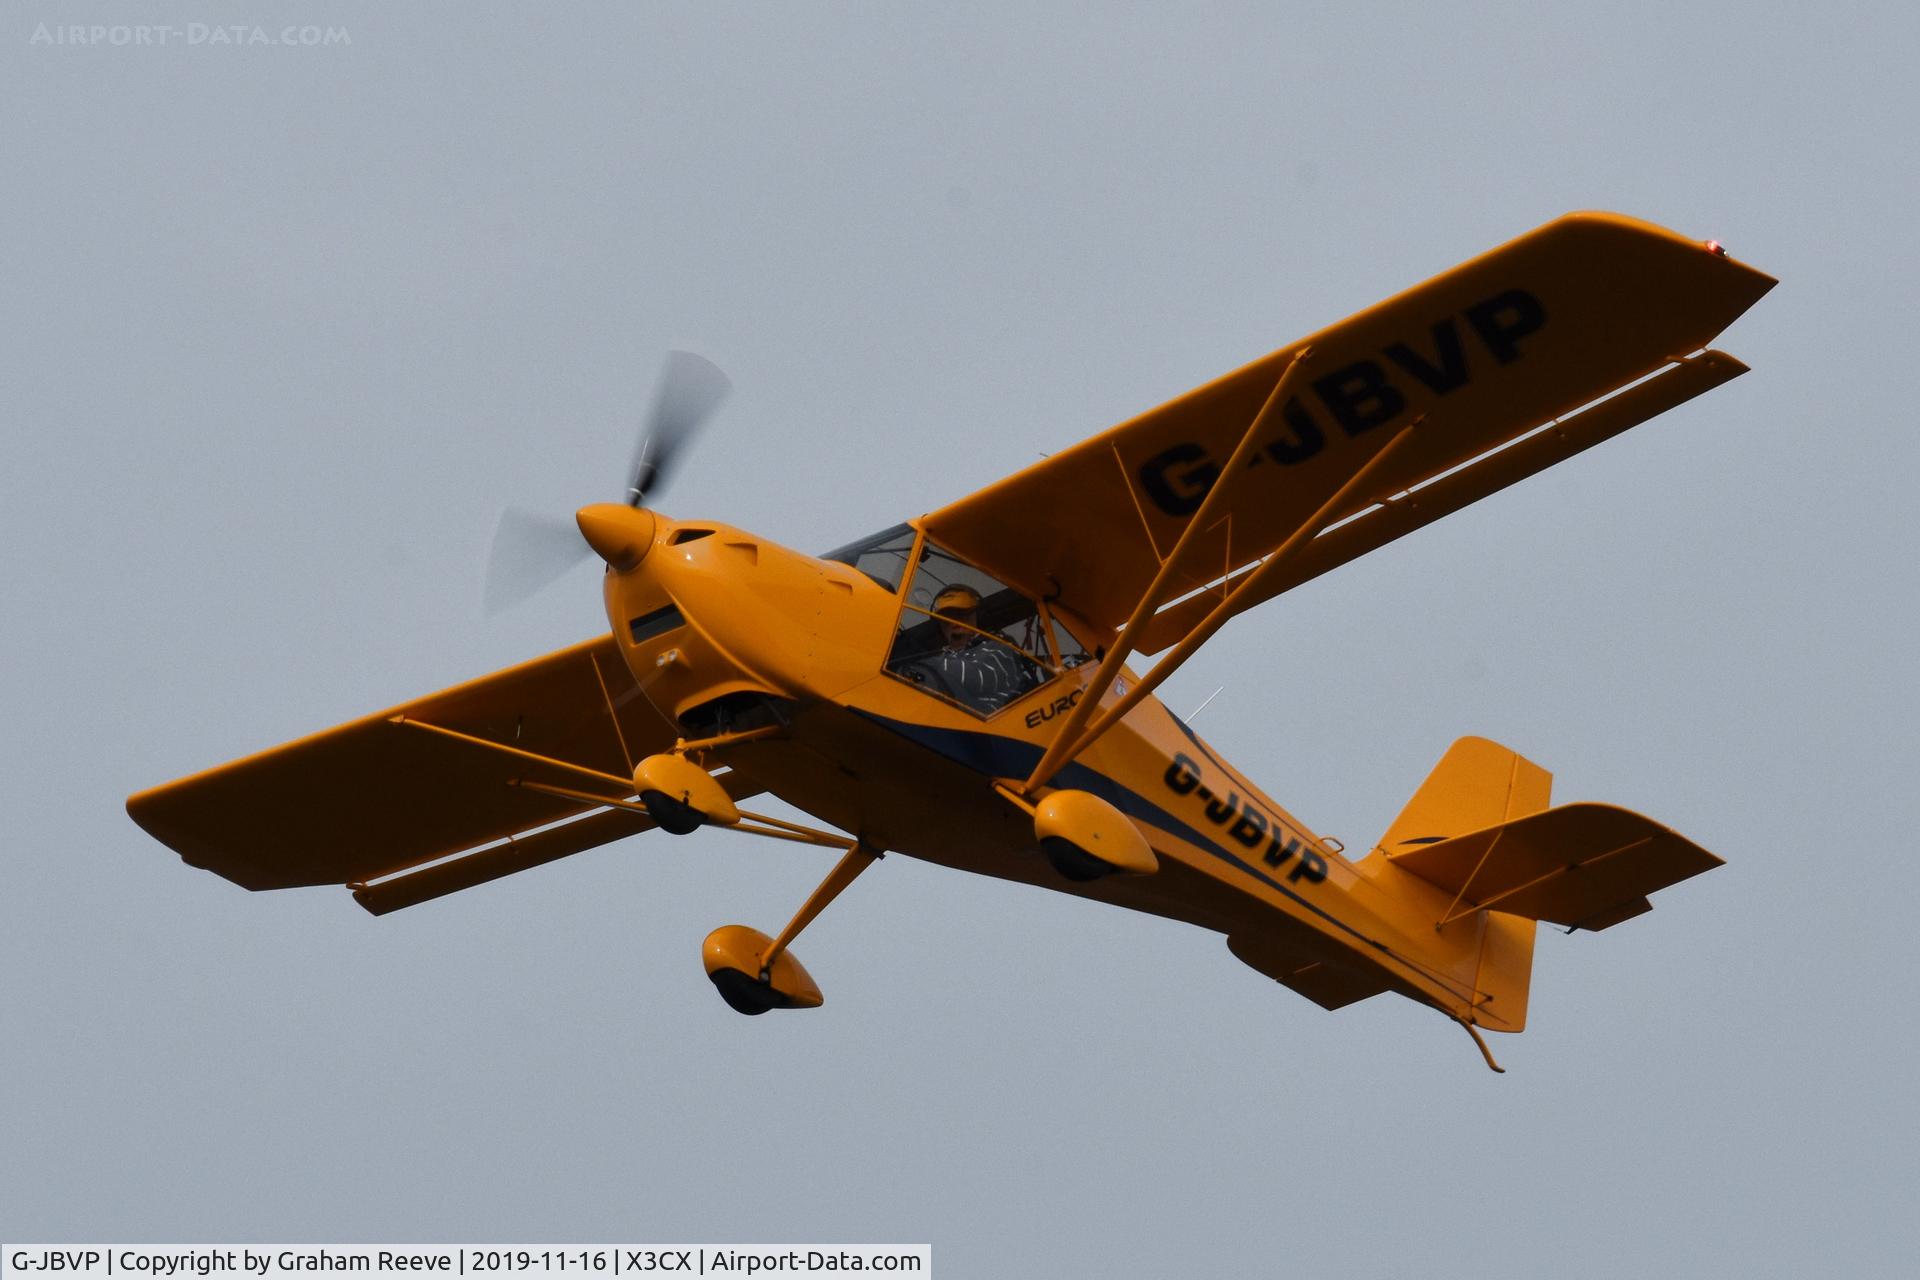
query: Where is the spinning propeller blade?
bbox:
[482,349,730,613]
[483,507,592,616]
[627,349,731,506]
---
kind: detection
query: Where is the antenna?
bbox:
[1186,686,1225,722]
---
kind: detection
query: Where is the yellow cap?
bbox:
[932,584,982,615]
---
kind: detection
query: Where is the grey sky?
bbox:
[4,2,1915,1275]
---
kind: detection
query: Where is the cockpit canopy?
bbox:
[824,523,1090,718]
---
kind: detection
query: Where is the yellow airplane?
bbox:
[127,212,1773,1071]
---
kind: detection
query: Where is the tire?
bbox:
[640,789,705,836]
[1041,836,1116,882]
[708,967,779,1015]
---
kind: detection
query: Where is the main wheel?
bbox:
[633,754,740,833]
[1032,790,1157,878]
[700,926,825,1012]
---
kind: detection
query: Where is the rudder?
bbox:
[1379,736,1549,1033]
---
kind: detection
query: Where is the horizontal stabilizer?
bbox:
[1277,961,1387,1011]
[1387,803,1722,930]
[1227,931,1392,1011]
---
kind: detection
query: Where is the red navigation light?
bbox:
[1704,239,1728,256]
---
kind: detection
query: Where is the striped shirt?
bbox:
[902,640,1039,714]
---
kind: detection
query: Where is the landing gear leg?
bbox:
[762,842,881,973]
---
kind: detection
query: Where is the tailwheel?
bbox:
[702,925,824,1015]
[635,753,740,834]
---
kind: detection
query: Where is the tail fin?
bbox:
[1380,735,1554,848]
[1378,736,1553,1032]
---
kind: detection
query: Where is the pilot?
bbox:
[903,584,1038,713]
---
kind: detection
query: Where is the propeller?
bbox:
[482,507,591,616]
[482,350,731,615]
[626,350,730,507]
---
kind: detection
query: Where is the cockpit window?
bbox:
[885,542,1056,717]
[1047,611,1093,670]
[821,523,917,594]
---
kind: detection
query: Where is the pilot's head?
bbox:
[932,584,983,650]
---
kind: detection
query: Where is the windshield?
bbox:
[821,523,916,594]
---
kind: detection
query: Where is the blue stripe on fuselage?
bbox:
[848,707,1227,859]
[844,708,1400,968]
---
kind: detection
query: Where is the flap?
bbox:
[352,768,767,915]
[1387,802,1723,929]
[128,635,682,890]
[922,213,1774,634]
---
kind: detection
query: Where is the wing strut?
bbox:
[1020,412,1419,795]
[389,715,636,791]
[1016,346,1315,793]
[758,842,882,975]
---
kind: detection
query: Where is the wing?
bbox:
[127,634,757,907]
[922,213,1775,642]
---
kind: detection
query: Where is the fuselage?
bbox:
[598,508,1504,1027]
